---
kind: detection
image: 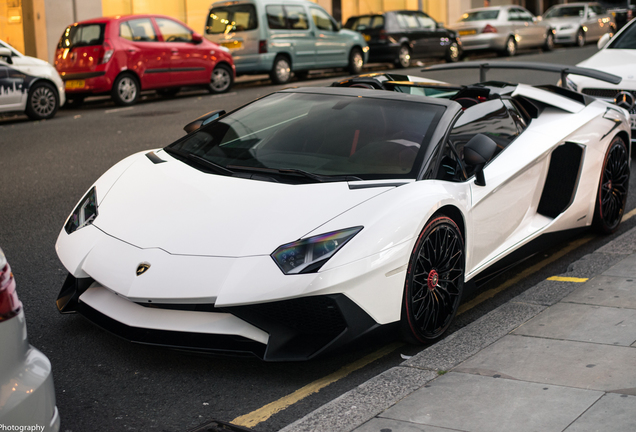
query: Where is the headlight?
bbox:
[271,227,363,274]
[65,187,98,234]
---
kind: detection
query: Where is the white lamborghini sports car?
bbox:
[55,63,631,361]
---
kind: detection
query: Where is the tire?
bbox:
[111,73,139,106]
[270,56,291,84]
[157,87,180,98]
[396,44,411,68]
[348,47,364,75]
[543,30,554,52]
[25,81,59,120]
[575,28,585,47]
[503,36,517,57]
[208,64,233,94]
[401,215,465,343]
[445,41,461,63]
[593,136,630,234]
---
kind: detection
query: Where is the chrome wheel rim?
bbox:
[275,59,290,83]
[117,76,137,103]
[210,68,231,92]
[577,31,585,47]
[600,142,629,229]
[507,38,516,55]
[546,33,554,50]
[31,86,56,117]
[407,220,464,340]
[448,43,459,61]
[398,46,410,67]
[352,52,363,70]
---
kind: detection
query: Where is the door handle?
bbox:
[171,50,179,54]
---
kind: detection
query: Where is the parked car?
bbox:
[343,10,461,68]
[204,0,368,84]
[566,17,636,157]
[541,2,615,47]
[55,63,629,360]
[0,39,65,120]
[0,247,60,430]
[449,5,554,56]
[55,14,235,106]
[608,4,635,31]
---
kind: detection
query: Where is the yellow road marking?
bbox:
[547,276,589,282]
[231,342,404,428]
[457,234,595,316]
[623,207,636,222]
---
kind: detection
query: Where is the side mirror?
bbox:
[436,21,445,28]
[0,47,13,64]
[597,32,611,49]
[184,109,226,133]
[463,134,497,186]
[192,33,203,44]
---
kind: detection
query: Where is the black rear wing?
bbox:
[422,61,622,88]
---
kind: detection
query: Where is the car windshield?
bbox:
[206,4,258,34]
[544,6,585,18]
[58,23,105,48]
[458,10,499,22]
[166,92,444,181]
[609,21,636,49]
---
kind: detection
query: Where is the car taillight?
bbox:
[259,40,267,54]
[0,262,21,322]
[100,40,114,64]
[482,24,497,33]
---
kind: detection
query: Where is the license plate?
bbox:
[459,29,476,36]
[631,115,636,129]
[65,80,85,89]
[220,41,242,50]
[364,34,371,42]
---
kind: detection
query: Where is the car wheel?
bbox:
[208,64,233,94]
[576,28,585,47]
[157,87,180,98]
[396,44,411,68]
[543,30,554,51]
[593,136,630,234]
[348,48,364,74]
[25,81,59,120]
[503,36,517,56]
[111,73,139,106]
[445,41,461,63]
[270,56,291,84]
[401,215,464,343]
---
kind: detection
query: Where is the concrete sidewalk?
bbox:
[281,226,636,432]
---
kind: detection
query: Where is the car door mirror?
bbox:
[184,109,226,133]
[597,32,611,49]
[436,21,445,28]
[192,33,203,44]
[0,47,13,64]
[463,134,497,186]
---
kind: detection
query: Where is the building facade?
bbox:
[0,0,599,64]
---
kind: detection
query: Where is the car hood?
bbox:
[543,17,581,26]
[93,151,392,257]
[577,49,636,80]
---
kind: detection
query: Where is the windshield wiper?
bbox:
[227,165,362,183]
[164,147,234,176]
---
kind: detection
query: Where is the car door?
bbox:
[119,18,171,90]
[513,8,540,47]
[446,99,542,274]
[310,7,347,67]
[415,12,447,58]
[154,17,210,86]
[0,62,25,108]
[279,4,315,69]
[395,12,425,57]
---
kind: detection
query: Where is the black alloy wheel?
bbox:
[593,136,630,234]
[402,215,464,342]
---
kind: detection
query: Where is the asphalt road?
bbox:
[1,44,635,432]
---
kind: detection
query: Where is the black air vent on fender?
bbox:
[537,142,584,218]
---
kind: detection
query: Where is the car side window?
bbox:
[435,141,467,182]
[448,99,519,177]
[311,8,335,31]
[156,18,192,42]
[122,18,157,42]
[507,9,520,21]
[518,9,534,22]
[396,12,420,29]
[267,5,287,29]
[285,6,309,30]
[416,12,436,30]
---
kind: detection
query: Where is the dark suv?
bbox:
[344,10,461,68]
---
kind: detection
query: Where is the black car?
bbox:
[344,10,462,68]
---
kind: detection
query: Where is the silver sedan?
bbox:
[449,5,554,56]
[540,2,616,47]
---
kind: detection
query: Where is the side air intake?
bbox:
[537,142,584,218]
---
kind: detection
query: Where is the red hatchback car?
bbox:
[55,14,235,106]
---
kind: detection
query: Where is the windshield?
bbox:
[458,10,499,22]
[167,92,444,181]
[58,23,105,49]
[544,6,585,18]
[609,21,636,49]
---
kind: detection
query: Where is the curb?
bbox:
[280,225,636,432]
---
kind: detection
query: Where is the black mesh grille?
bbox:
[581,89,636,114]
